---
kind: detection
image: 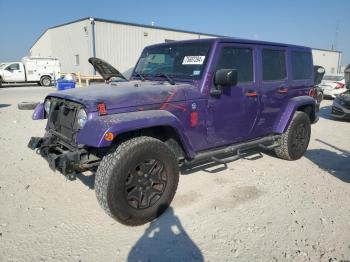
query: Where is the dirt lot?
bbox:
[0,86,349,262]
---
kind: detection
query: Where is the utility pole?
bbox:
[89,17,96,75]
[332,20,339,51]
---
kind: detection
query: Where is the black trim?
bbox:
[28,135,100,176]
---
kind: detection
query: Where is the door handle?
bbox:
[278,87,288,94]
[245,90,257,97]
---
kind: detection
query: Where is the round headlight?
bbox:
[44,99,51,114]
[77,108,88,128]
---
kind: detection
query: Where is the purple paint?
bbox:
[32,103,44,120]
[33,37,317,159]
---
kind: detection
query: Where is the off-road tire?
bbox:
[40,76,52,87]
[95,136,179,226]
[17,101,40,110]
[274,111,311,160]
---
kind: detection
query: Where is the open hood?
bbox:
[88,57,128,81]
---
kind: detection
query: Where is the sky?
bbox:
[0,0,349,66]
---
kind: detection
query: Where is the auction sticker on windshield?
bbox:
[182,56,205,65]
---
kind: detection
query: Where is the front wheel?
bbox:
[95,136,179,226]
[274,111,311,160]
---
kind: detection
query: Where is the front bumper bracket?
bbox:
[28,136,99,178]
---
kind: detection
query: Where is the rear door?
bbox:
[253,46,289,137]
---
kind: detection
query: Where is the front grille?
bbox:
[47,98,82,143]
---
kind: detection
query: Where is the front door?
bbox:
[207,44,259,147]
[3,63,24,82]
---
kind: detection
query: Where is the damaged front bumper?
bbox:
[28,134,100,177]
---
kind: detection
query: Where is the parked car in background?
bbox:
[318,74,346,98]
[331,65,350,120]
[332,90,350,120]
[0,57,60,87]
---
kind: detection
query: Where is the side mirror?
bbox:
[314,66,325,86]
[214,69,238,87]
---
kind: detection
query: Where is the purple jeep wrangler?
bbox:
[28,38,324,226]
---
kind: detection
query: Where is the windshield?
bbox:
[133,42,212,80]
[0,63,7,69]
[323,75,344,81]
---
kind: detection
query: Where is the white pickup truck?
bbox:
[0,57,60,87]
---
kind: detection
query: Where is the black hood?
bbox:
[88,57,128,81]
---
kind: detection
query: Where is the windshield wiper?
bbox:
[155,73,175,85]
[134,72,145,81]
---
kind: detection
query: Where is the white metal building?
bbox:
[312,48,342,75]
[30,17,342,76]
[30,17,219,75]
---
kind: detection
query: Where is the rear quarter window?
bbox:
[262,49,286,81]
[291,51,312,80]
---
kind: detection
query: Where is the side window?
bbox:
[6,63,20,70]
[291,51,312,80]
[262,49,286,81]
[216,47,253,83]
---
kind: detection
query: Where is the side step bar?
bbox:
[187,135,281,165]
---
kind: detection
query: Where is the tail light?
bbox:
[308,87,317,98]
[335,82,345,89]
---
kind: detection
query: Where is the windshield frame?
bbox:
[131,41,213,82]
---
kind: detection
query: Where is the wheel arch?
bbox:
[77,110,196,159]
[108,125,189,160]
[273,96,316,134]
[40,75,52,80]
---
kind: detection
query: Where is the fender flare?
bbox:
[77,110,196,157]
[273,96,316,134]
[32,103,45,120]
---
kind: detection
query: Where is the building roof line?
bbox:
[312,47,342,53]
[30,16,224,50]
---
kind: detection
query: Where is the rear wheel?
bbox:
[95,136,179,226]
[40,76,52,87]
[274,111,311,160]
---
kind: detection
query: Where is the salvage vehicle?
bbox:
[318,74,346,98]
[0,57,60,87]
[28,38,324,226]
[332,90,350,119]
[331,64,350,119]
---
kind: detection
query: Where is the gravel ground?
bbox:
[0,86,349,262]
